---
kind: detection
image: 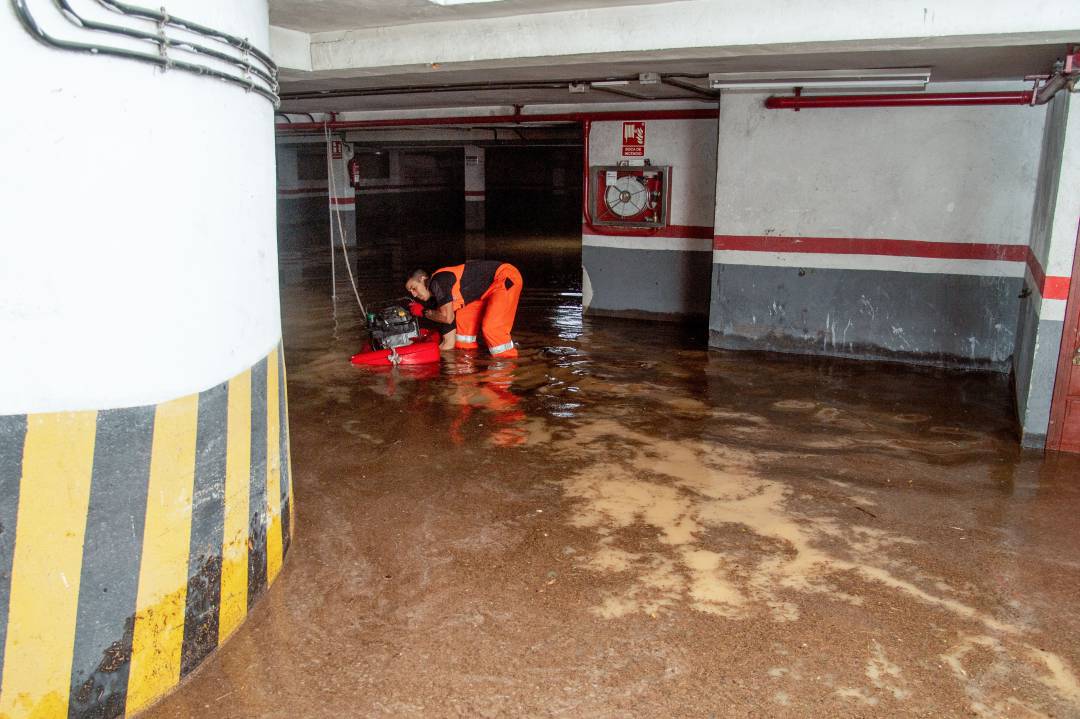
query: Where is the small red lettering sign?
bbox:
[622,121,645,157]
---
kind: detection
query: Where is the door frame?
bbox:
[1046,220,1080,451]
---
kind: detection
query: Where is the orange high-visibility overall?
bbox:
[433,263,523,357]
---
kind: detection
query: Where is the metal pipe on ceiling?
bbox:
[274,108,719,133]
[766,52,1078,110]
[279,74,717,103]
[764,91,1036,110]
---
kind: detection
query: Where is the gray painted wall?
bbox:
[710,264,1022,370]
[709,87,1046,375]
[584,245,712,320]
[1014,295,1065,448]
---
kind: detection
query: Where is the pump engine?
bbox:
[367,302,420,350]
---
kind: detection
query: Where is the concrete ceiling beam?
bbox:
[272,0,1079,77]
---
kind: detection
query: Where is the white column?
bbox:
[0,0,279,413]
[464,145,486,232]
[1015,92,1080,447]
[328,139,358,247]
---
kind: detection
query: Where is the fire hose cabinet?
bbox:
[589,163,671,229]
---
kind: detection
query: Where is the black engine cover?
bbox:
[368,303,420,350]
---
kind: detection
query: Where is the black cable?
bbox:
[12,0,278,105]
[92,0,276,75]
[54,0,277,89]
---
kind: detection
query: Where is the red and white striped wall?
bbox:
[711,234,1070,323]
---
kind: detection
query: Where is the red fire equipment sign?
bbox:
[622,121,645,156]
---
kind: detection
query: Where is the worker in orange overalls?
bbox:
[405,261,523,358]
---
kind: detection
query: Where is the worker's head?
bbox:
[405,269,431,301]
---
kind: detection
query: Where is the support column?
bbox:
[0,4,292,717]
[329,140,357,247]
[464,145,486,233]
[1015,92,1080,448]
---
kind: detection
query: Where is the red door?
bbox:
[1047,223,1080,453]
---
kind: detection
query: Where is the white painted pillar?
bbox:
[0,2,294,716]
[328,138,357,247]
[1,0,279,413]
[465,145,486,232]
[1015,92,1080,447]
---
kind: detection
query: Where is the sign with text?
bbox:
[622,121,645,156]
[331,140,343,159]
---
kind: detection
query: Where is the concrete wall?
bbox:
[583,115,718,320]
[0,2,291,715]
[1015,92,1080,447]
[350,147,465,240]
[709,85,1046,371]
[276,141,331,252]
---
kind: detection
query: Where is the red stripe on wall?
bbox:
[582,223,714,239]
[1043,277,1072,300]
[712,234,1029,262]
[329,197,355,206]
[1026,248,1071,301]
[464,191,486,197]
[710,233,1073,300]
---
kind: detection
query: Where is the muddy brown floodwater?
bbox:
[143,234,1080,718]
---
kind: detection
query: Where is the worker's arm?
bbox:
[424,302,454,326]
[423,302,457,350]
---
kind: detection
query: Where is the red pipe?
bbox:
[765,91,1034,110]
[581,119,592,228]
[276,107,718,132]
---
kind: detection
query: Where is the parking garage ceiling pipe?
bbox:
[279,74,718,103]
[764,90,1038,110]
[767,50,1079,109]
[275,108,718,133]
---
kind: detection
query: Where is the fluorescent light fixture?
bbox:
[708,68,931,91]
[591,80,631,87]
[427,0,506,5]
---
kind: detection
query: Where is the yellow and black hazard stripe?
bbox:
[0,344,293,719]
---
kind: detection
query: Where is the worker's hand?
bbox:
[408,301,425,318]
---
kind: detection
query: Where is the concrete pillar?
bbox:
[0,2,292,716]
[465,145,486,232]
[1015,92,1080,448]
[330,139,358,247]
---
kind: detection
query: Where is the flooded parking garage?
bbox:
[4,4,1080,717]
[140,236,1080,718]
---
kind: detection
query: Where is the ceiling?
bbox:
[277,44,1066,113]
[269,0,683,34]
